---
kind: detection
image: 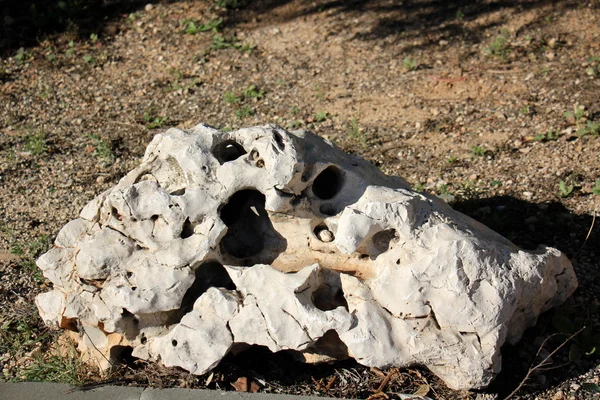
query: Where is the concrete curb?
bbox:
[0,382,333,400]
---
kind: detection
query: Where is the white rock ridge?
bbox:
[35,124,577,390]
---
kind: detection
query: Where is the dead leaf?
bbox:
[231,377,248,392]
[231,377,260,393]
[414,384,430,396]
[204,372,213,387]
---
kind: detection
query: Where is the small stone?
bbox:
[316,228,334,242]
[552,390,565,400]
[144,3,153,11]
[570,383,580,391]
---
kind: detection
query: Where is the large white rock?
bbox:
[35,124,577,390]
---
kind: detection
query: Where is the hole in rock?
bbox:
[126,271,133,278]
[359,254,370,260]
[213,140,247,164]
[151,215,159,221]
[170,188,186,196]
[140,334,147,345]
[109,345,136,366]
[313,224,334,243]
[307,330,350,361]
[180,261,236,312]
[319,204,338,216]
[371,229,397,255]
[117,309,140,339]
[273,130,285,150]
[180,217,195,239]
[312,166,343,200]
[220,190,287,263]
[171,339,178,347]
[312,285,348,311]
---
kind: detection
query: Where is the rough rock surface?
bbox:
[34,124,577,390]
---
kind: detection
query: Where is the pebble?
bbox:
[317,229,334,242]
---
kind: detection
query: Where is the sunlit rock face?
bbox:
[35,124,577,390]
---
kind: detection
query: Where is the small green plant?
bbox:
[181,18,222,34]
[471,145,486,157]
[485,28,511,58]
[224,91,241,104]
[446,155,458,164]
[211,34,254,54]
[519,105,531,115]
[314,111,329,122]
[290,105,300,115]
[89,33,98,44]
[437,184,455,203]
[82,54,93,63]
[414,182,425,192]
[533,130,558,142]
[65,40,75,56]
[24,131,48,156]
[490,180,502,187]
[10,234,50,282]
[288,120,302,129]
[87,134,115,164]
[558,180,574,198]
[551,303,599,363]
[14,47,33,64]
[242,84,265,99]
[236,105,254,118]
[577,121,600,137]
[345,117,368,144]
[564,106,586,124]
[586,55,600,76]
[403,57,419,71]
[456,10,465,21]
[541,66,552,75]
[143,111,168,129]
[19,340,86,385]
[215,0,245,8]
[592,179,600,195]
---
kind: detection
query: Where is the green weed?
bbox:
[403,57,419,71]
[243,85,265,99]
[592,179,600,195]
[211,34,254,54]
[214,0,245,8]
[519,105,531,115]
[24,131,48,156]
[446,155,458,164]
[533,130,558,142]
[224,91,241,104]
[89,33,98,44]
[288,120,302,129]
[437,184,455,203]
[19,340,86,385]
[456,10,465,21]
[558,180,574,198]
[471,145,486,157]
[236,105,254,119]
[345,117,368,144]
[290,106,300,115]
[180,18,222,34]
[87,134,115,164]
[10,234,50,282]
[143,110,168,129]
[485,28,511,58]
[577,121,600,137]
[314,111,329,122]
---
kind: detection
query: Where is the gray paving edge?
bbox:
[0,382,335,400]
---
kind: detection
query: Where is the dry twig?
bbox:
[504,326,586,400]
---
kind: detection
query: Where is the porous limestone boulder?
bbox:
[34,124,577,390]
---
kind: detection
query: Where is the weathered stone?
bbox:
[34,124,577,390]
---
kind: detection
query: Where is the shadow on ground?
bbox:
[0,0,156,55]
[1,0,583,56]
[453,195,600,398]
[225,0,581,52]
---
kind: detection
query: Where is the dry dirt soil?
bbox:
[1,0,600,399]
